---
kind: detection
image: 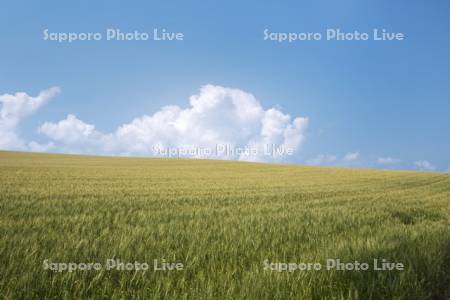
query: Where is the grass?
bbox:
[0,150,449,299]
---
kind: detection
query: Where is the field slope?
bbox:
[0,151,449,299]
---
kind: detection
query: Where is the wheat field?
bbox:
[0,151,449,299]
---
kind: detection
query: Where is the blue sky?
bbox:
[1,0,449,171]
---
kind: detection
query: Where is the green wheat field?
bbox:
[0,151,449,299]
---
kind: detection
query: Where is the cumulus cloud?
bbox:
[38,114,116,151]
[376,157,401,165]
[28,141,55,152]
[38,85,308,162]
[414,160,436,171]
[343,152,359,162]
[0,87,60,150]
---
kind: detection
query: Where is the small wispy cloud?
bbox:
[306,152,360,166]
[306,154,337,165]
[376,157,401,165]
[414,160,436,171]
[343,152,359,162]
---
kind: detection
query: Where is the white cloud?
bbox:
[40,114,103,145]
[306,152,362,166]
[376,157,401,165]
[343,152,359,162]
[28,141,55,152]
[38,85,309,162]
[414,160,435,171]
[0,87,60,150]
[306,154,337,165]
